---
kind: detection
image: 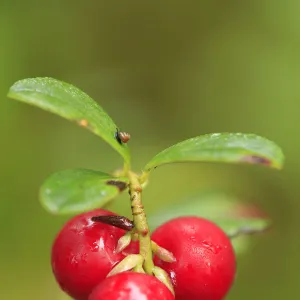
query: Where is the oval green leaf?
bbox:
[147,190,237,230]
[213,218,271,238]
[8,77,130,163]
[212,218,270,255]
[148,191,270,254]
[40,169,128,214]
[143,133,284,172]
[148,191,270,237]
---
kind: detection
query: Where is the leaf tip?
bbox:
[39,185,61,215]
[227,218,272,239]
[39,196,59,215]
[7,86,17,100]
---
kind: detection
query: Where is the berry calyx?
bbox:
[151,216,236,300]
[88,272,175,300]
[51,209,138,300]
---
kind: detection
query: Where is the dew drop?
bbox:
[201,240,222,254]
[91,242,99,252]
[190,236,196,242]
[70,256,78,266]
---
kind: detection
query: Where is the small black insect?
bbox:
[115,128,131,144]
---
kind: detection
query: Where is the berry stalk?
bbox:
[128,171,154,274]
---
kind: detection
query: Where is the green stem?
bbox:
[123,159,131,176]
[139,170,150,185]
[128,171,154,274]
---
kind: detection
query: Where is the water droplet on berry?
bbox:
[170,270,177,286]
[86,218,94,228]
[81,253,88,263]
[98,237,105,250]
[190,236,196,242]
[70,256,78,266]
[201,240,222,254]
[91,242,99,252]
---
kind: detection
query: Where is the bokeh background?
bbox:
[1,1,298,299]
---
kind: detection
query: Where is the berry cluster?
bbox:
[52,209,236,300]
[8,78,283,300]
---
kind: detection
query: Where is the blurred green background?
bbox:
[1,1,298,299]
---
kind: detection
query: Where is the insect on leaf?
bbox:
[8,77,130,163]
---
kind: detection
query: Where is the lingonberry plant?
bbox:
[8,77,285,300]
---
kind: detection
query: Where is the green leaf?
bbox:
[40,169,128,214]
[8,77,130,163]
[148,191,270,236]
[230,236,251,256]
[212,218,270,238]
[143,133,284,172]
[148,190,238,229]
[148,191,270,255]
[212,218,270,255]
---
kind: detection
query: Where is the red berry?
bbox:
[151,217,236,300]
[88,272,175,300]
[51,209,138,300]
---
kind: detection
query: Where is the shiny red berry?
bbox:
[51,209,138,300]
[152,216,236,300]
[88,272,175,300]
